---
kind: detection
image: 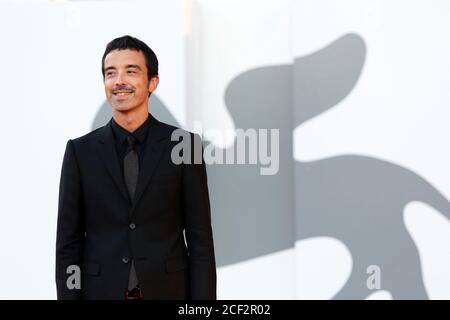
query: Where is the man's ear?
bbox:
[148,75,159,94]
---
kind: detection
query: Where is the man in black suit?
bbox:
[56,35,216,300]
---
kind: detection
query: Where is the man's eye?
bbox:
[127,70,136,74]
[106,72,114,76]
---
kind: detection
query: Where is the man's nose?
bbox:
[114,72,127,85]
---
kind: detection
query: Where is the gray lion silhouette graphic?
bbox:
[93,33,450,299]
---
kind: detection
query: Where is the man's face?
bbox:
[103,49,159,113]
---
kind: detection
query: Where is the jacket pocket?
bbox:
[165,256,188,273]
[82,262,101,276]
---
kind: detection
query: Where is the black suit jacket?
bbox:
[56,114,216,300]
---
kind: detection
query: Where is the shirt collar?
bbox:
[111,113,150,145]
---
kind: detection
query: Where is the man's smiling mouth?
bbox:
[113,89,134,97]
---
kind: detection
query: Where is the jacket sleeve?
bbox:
[182,133,217,299]
[55,139,85,300]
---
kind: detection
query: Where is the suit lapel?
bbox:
[130,114,169,216]
[96,115,170,214]
[96,119,130,203]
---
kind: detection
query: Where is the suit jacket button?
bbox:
[129,223,136,230]
[122,257,130,264]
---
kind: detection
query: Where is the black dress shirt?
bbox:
[110,113,151,175]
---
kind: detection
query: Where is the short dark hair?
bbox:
[101,35,158,80]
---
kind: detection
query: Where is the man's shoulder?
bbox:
[155,118,201,141]
[157,119,179,136]
[70,125,106,147]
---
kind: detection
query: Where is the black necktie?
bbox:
[124,135,139,201]
[124,135,139,291]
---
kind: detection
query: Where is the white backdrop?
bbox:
[292,0,450,299]
[195,0,450,299]
[0,0,449,300]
